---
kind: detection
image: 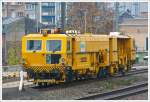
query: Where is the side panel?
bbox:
[128,38,136,61]
[117,38,132,66]
[109,38,118,63]
[66,38,73,66]
[72,38,109,70]
[76,53,91,68]
[129,38,136,60]
[76,41,109,52]
[118,39,124,65]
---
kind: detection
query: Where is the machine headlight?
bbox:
[22,58,26,65]
[61,58,65,63]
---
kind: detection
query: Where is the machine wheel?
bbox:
[97,68,103,79]
[105,67,110,78]
[64,67,74,82]
[44,82,48,86]
[127,65,131,71]
[127,61,132,71]
[38,82,42,86]
[97,67,109,79]
[121,69,125,76]
[118,64,125,76]
[74,71,79,80]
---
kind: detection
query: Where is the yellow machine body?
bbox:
[22,34,69,71]
[22,32,136,84]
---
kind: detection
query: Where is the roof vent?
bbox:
[109,32,121,36]
[40,29,51,36]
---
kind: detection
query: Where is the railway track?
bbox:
[2,67,148,90]
[3,67,148,100]
[78,82,148,100]
[3,66,148,83]
[116,68,148,77]
[32,68,148,91]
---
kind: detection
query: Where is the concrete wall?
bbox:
[119,18,148,51]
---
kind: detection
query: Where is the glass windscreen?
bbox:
[27,40,42,51]
[46,54,61,64]
[46,40,61,52]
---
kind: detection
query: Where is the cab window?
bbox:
[27,40,42,51]
[46,40,61,52]
[67,40,71,51]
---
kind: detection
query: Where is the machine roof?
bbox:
[24,34,68,38]
[23,33,132,39]
[75,34,109,41]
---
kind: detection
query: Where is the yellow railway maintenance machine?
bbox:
[22,29,136,86]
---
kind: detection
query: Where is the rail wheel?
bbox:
[97,67,109,80]
[74,71,79,80]
[127,61,132,71]
[64,67,74,82]
[118,64,125,76]
[38,82,42,86]
[44,82,48,86]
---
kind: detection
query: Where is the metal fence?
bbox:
[2,65,27,80]
[2,65,22,72]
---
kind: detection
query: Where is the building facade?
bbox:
[119,2,148,17]
[2,2,40,22]
[41,2,66,29]
[2,2,25,18]
[25,2,40,22]
[119,15,148,64]
[119,17,148,51]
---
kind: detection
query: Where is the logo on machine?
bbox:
[80,57,87,62]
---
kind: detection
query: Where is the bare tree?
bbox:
[67,2,114,34]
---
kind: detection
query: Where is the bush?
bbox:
[7,47,20,65]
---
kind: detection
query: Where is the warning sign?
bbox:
[80,57,87,62]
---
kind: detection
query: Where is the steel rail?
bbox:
[115,68,148,77]
[2,67,148,85]
[33,68,148,92]
[78,82,148,100]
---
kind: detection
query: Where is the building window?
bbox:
[42,3,49,6]
[48,18,52,24]
[17,2,23,5]
[42,2,55,6]
[11,9,15,12]
[49,3,55,6]
[25,4,34,10]
[17,12,24,17]
[26,14,29,18]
